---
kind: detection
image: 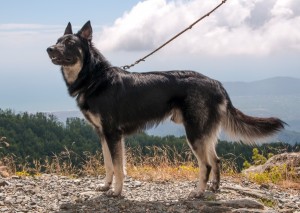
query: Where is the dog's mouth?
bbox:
[50,56,72,65]
[50,56,61,64]
[50,56,63,65]
[47,46,73,65]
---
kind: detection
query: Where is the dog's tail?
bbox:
[222,99,286,145]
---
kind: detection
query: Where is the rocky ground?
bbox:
[0,174,299,213]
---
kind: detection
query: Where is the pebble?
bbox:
[0,180,9,187]
[0,175,298,212]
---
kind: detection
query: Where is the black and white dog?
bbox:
[47,21,285,198]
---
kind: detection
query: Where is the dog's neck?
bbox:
[64,57,112,97]
[62,59,83,85]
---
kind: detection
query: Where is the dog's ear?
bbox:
[64,22,73,35]
[78,21,92,41]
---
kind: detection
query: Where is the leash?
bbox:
[121,0,227,70]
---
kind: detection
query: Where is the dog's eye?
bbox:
[67,40,75,46]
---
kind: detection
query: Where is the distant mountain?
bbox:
[223,77,300,96]
[148,121,300,145]
[222,76,300,132]
[48,77,300,145]
[277,130,300,145]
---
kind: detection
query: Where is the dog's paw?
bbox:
[207,181,220,192]
[95,184,111,192]
[105,189,121,197]
[188,190,204,199]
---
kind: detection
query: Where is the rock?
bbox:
[0,207,9,212]
[222,199,264,209]
[203,191,217,201]
[4,197,13,205]
[0,180,9,186]
[223,185,273,201]
[232,209,276,213]
[197,205,232,213]
[243,164,265,175]
[60,203,73,210]
[73,179,82,185]
[0,166,7,171]
[184,199,265,212]
[79,191,97,198]
[125,180,143,188]
[61,191,69,196]
[278,209,295,213]
[184,200,221,209]
[243,152,300,174]
[133,180,142,187]
[0,166,9,178]
[259,183,270,190]
[16,183,24,187]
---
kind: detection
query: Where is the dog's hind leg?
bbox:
[96,137,114,192]
[105,133,125,197]
[185,125,211,198]
[189,143,211,198]
[185,120,222,198]
[206,132,221,192]
[207,99,227,192]
[186,126,222,197]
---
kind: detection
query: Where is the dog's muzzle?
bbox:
[47,46,61,64]
[47,46,73,65]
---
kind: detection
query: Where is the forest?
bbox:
[0,109,299,172]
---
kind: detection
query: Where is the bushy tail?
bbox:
[222,102,286,144]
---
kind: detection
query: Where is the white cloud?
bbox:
[0,24,60,31]
[271,0,295,17]
[96,0,300,56]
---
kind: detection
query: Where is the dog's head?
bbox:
[47,21,92,66]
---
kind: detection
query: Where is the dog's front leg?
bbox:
[96,138,114,192]
[105,134,125,197]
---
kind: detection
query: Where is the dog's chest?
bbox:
[82,110,102,130]
[76,93,102,131]
[62,60,83,85]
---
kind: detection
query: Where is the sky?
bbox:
[0,0,300,112]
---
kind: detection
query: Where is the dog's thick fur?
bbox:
[47,21,285,198]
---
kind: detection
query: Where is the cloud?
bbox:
[96,0,300,56]
[0,24,60,31]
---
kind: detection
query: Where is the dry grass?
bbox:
[127,163,199,182]
[125,146,241,181]
[246,163,300,189]
[125,145,199,181]
[0,145,239,182]
[277,180,300,190]
[1,145,299,189]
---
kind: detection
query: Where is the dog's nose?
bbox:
[47,46,54,53]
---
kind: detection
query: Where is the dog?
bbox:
[47,21,285,198]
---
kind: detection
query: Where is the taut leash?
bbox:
[121,0,227,70]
